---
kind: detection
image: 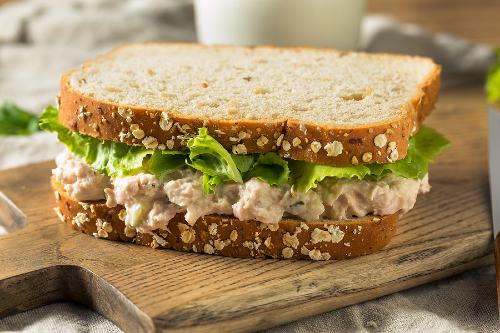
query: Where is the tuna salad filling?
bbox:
[53,150,430,233]
[42,106,449,233]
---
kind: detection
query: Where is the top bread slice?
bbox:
[58,43,440,165]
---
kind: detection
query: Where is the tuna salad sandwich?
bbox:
[40,43,449,260]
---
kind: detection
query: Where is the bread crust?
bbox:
[58,43,441,165]
[59,76,285,155]
[284,64,441,164]
[52,179,397,260]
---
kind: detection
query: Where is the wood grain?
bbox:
[0,84,494,332]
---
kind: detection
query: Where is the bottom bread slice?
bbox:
[52,179,398,260]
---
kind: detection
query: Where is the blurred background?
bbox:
[0,1,499,332]
[1,0,500,44]
[370,0,499,45]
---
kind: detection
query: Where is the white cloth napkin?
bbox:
[0,1,497,332]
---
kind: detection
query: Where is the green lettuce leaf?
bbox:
[146,151,187,181]
[290,126,450,192]
[187,127,243,183]
[39,105,186,178]
[412,126,450,160]
[0,102,40,136]
[486,49,500,104]
[242,153,290,185]
[202,174,224,193]
[381,126,450,180]
[41,106,449,194]
[290,162,372,192]
[187,127,245,193]
[200,152,290,192]
[232,154,257,173]
[39,107,290,193]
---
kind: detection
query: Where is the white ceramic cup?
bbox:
[194,0,366,50]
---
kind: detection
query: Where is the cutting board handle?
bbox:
[0,263,154,332]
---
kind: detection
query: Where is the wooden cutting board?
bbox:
[0,84,494,332]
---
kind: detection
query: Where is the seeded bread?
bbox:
[58,43,440,165]
[52,178,397,260]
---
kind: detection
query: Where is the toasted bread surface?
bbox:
[58,43,440,165]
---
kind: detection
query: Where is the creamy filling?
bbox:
[53,151,430,232]
[163,170,238,225]
[105,173,181,232]
[53,150,111,201]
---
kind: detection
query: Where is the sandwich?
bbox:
[40,43,449,260]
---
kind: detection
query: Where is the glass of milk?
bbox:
[194,0,366,50]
